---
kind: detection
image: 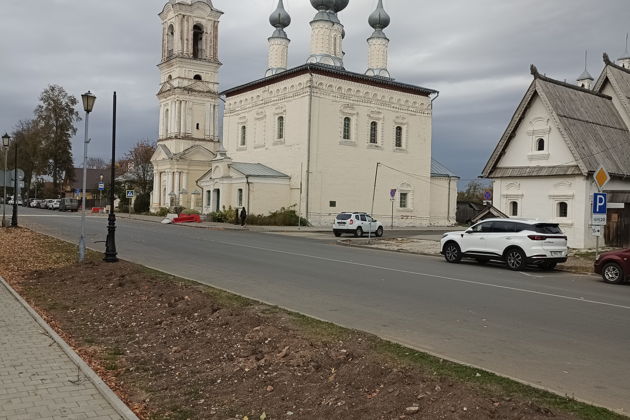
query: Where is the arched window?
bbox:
[240,125,247,146]
[395,126,403,148]
[193,24,204,58]
[277,116,284,139]
[343,117,351,140]
[557,202,568,218]
[510,201,518,217]
[167,25,174,56]
[370,121,378,144]
[536,138,545,151]
[164,108,170,136]
[193,74,202,81]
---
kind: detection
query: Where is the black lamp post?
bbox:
[104,92,118,263]
[11,137,18,227]
[1,133,10,228]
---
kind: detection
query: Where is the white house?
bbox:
[483,53,630,249]
[153,0,458,226]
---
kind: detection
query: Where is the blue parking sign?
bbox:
[593,193,607,214]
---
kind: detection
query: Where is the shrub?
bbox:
[154,207,169,217]
[181,209,200,215]
[134,193,150,213]
[209,206,237,223]
[172,206,185,215]
[246,207,309,226]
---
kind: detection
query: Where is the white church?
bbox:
[151,0,458,226]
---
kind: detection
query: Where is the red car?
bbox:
[594,249,630,284]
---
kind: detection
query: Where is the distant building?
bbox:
[483,52,630,248]
[63,168,109,203]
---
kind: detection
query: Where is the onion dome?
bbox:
[269,0,291,30]
[368,0,390,31]
[333,0,349,13]
[311,0,336,11]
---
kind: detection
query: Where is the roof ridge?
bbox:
[555,113,630,132]
[530,65,612,100]
[603,52,630,75]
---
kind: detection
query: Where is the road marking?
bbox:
[212,239,630,311]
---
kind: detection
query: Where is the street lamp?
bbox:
[11,135,18,227]
[104,92,118,263]
[78,91,96,262]
[1,133,10,228]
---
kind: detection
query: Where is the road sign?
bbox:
[592,214,607,226]
[593,193,607,214]
[593,167,610,190]
[591,225,602,237]
[389,189,397,199]
[483,191,492,201]
[126,190,135,199]
[98,182,105,191]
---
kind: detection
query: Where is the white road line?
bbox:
[212,239,630,311]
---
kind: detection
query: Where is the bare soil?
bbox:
[0,228,621,420]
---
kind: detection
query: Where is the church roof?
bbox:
[483,66,630,179]
[222,63,437,97]
[231,163,289,178]
[594,55,630,112]
[430,159,458,178]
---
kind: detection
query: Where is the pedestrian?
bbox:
[240,207,247,226]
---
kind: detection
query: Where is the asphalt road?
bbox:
[16,207,630,414]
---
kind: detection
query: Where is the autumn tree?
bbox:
[123,140,156,194]
[85,157,108,169]
[9,119,46,196]
[457,180,490,204]
[34,85,81,194]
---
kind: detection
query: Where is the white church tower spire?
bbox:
[577,51,594,90]
[307,0,349,67]
[365,0,391,78]
[618,34,630,69]
[266,0,292,77]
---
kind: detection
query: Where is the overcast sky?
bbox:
[1,0,629,188]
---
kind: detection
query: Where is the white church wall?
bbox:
[429,177,457,226]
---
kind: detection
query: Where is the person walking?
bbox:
[240,207,247,226]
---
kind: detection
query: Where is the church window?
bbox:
[193,74,202,81]
[193,24,204,58]
[343,117,351,140]
[277,116,284,140]
[536,138,545,151]
[369,121,378,144]
[400,193,408,209]
[240,125,247,146]
[329,201,337,208]
[164,109,170,135]
[196,123,200,130]
[395,126,403,148]
[237,189,244,207]
[557,202,568,218]
[167,24,174,57]
[509,201,519,216]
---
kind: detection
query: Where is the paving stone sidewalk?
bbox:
[0,279,131,420]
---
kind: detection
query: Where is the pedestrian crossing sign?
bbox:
[126,190,135,199]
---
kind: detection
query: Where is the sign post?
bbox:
[592,192,607,259]
[390,188,396,229]
[126,190,135,218]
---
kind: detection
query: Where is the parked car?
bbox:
[7,197,22,206]
[51,199,61,210]
[440,218,568,271]
[30,199,41,208]
[594,249,630,284]
[333,212,384,237]
[59,198,79,212]
[43,199,54,209]
[39,199,51,209]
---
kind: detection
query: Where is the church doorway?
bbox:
[213,189,221,212]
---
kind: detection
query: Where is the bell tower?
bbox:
[157,0,223,154]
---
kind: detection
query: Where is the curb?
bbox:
[0,276,139,420]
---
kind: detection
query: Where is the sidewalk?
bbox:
[0,277,137,420]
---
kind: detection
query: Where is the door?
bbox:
[460,221,491,253]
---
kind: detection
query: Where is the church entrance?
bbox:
[213,189,221,212]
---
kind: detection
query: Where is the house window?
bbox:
[277,116,284,140]
[557,201,568,218]
[196,123,200,130]
[329,201,336,208]
[343,117,351,140]
[395,126,403,148]
[509,201,519,216]
[193,24,204,58]
[237,188,243,207]
[400,192,408,209]
[536,138,545,151]
[240,125,247,146]
[193,74,202,81]
[370,121,378,144]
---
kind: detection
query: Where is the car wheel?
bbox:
[355,227,363,237]
[475,258,490,265]
[333,230,342,237]
[505,248,526,271]
[540,261,557,271]
[443,242,462,263]
[375,226,383,237]
[602,262,625,284]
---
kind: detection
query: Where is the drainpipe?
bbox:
[246,175,251,214]
[305,69,314,223]
[447,177,451,224]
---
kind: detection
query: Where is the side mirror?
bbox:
[465,229,473,234]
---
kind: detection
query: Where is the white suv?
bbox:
[440,219,568,271]
[333,212,384,237]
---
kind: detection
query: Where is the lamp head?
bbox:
[81,91,96,113]
[1,133,10,148]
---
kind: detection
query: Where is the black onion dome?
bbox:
[269,0,291,28]
[311,0,336,11]
[333,0,349,13]
[368,0,390,30]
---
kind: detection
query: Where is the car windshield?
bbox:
[534,223,563,234]
[336,213,352,220]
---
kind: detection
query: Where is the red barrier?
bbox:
[172,214,201,224]
[91,207,102,213]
